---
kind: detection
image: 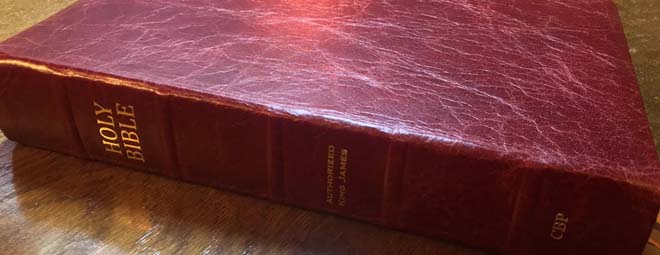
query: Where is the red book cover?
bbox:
[0,1,658,254]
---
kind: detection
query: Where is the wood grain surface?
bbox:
[0,0,659,254]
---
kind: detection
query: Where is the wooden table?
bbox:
[1,0,659,254]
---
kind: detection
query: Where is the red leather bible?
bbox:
[0,1,658,254]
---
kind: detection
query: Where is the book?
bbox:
[0,0,658,254]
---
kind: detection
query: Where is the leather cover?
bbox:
[0,1,658,254]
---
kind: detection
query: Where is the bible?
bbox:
[0,1,658,254]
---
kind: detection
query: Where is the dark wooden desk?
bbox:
[1,0,659,254]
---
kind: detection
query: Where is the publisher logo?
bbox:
[550,213,569,240]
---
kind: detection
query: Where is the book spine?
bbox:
[508,166,658,255]
[0,63,85,157]
[0,60,656,254]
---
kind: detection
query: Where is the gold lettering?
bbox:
[120,130,140,144]
[338,149,348,207]
[93,101,145,163]
[126,150,145,162]
[326,145,335,205]
[115,103,135,118]
[550,213,569,240]
[123,143,142,150]
[94,101,113,116]
[339,149,348,183]
[99,127,118,141]
[97,117,115,127]
[94,101,115,127]
[118,118,137,130]
[102,140,122,155]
